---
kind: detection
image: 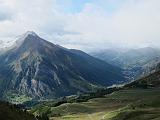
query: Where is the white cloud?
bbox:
[62,0,160,50]
[0,0,65,36]
[0,0,160,51]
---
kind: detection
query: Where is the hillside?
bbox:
[103,71,160,120]
[125,69,160,88]
[30,88,160,120]
[29,68,160,120]
[0,101,37,120]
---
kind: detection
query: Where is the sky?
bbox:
[0,0,160,51]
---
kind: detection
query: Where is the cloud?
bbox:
[0,2,13,21]
[62,0,160,50]
[0,12,12,21]
[0,0,160,51]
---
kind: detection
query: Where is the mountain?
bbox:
[125,68,160,88]
[91,47,160,80]
[91,47,160,68]
[0,31,125,99]
[131,56,160,79]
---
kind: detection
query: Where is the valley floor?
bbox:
[33,88,160,120]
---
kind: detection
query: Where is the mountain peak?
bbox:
[24,31,38,37]
[13,31,40,49]
[17,31,39,42]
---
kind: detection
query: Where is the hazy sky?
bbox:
[0,0,160,51]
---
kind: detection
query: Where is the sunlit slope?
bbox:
[31,88,160,120]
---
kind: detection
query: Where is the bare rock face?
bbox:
[0,31,125,99]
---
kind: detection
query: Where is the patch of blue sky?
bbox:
[57,0,127,14]
[57,0,92,13]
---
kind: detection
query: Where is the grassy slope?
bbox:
[31,94,127,119]
[4,91,32,104]
[30,68,160,120]
[104,89,160,120]
[30,88,160,120]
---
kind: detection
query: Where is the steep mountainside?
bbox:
[0,31,125,99]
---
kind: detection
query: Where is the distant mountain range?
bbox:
[91,47,160,80]
[0,31,125,99]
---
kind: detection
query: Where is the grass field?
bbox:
[104,89,160,120]
[4,91,32,104]
[31,88,160,120]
